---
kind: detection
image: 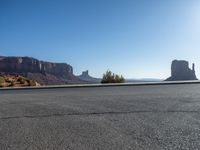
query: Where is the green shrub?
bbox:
[101,70,125,83]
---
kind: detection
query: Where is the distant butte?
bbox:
[77,70,101,83]
[166,60,198,81]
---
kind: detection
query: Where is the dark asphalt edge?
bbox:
[0,80,200,91]
[1,110,200,120]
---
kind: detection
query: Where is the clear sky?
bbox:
[0,0,200,79]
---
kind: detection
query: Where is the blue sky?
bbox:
[0,0,200,78]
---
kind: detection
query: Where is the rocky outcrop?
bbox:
[0,75,40,87]
[0,56,82,85]
[166,60,198,81]
[77,70,101,83]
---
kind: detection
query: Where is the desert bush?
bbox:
[101,70,125,83]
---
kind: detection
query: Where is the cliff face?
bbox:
[0,56,80,85]
[0,56,73,77]
[166,60,198,81]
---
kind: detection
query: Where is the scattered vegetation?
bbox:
[101,70,125,83]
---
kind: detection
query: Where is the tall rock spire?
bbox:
[192,63,195,72]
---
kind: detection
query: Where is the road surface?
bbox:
[1,84,200,150]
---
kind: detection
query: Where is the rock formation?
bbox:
[0,56,84,85]
[77,70,101,83]
[166,60,198,81]
[0,75,39,87]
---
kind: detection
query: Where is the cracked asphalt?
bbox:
[1,84,200,150]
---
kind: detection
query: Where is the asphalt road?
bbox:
[1,84,200,150]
